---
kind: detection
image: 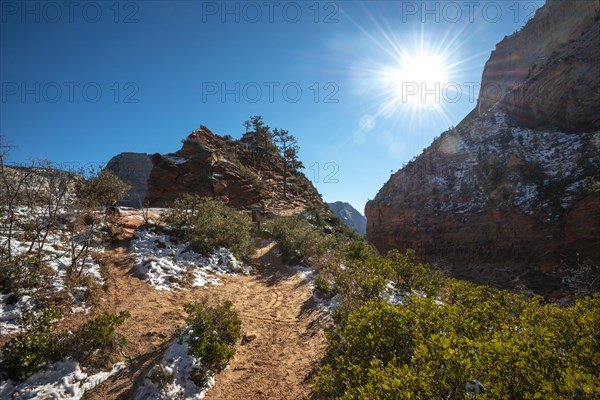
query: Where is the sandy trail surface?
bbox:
[83,224,328,400]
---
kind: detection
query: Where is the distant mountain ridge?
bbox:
[327,201,366,236]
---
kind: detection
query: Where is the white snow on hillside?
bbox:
[135,333,214,400]
[130,229,249,291]
[393,110,600,217]
[0,207,105,333]
[0,361,124,400]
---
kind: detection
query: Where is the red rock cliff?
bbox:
[477,0,600,131]
[366,1,600,297]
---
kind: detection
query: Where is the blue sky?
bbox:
[1,0,543,213]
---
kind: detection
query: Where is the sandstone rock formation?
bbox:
[108,125,326,215]
[328,201,367,235]
[106,152,153,207]
[477,0,600,132]
[366,0,600,297]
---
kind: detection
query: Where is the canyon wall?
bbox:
[366,0,600,297]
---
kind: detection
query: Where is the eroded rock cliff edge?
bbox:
[366,0,600,297]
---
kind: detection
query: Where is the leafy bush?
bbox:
[75,168,130,208]
[266,215,332,266]
[1,308,64,382]
[286,182,302,196]
[182,297,241,370]
[166,195,254,258]
[68,310,130,369]
[315,244,441,307]
[312,285,600,399]
[232,160,258,185]
[314,272,336,299]
[0,255,51,295]
[584,175,600,193]
[388,248,444,297]
[303,204,328,229]
[1,309,130,382]
[333,252,393,307]
[311,300,419,396]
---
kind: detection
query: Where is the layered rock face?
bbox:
[477,0,600,132]
[106,152,153,207]
[366,0,600,297]
[328,201,367,235]
[143,126,325,214]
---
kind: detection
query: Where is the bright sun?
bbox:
[400,53,448,90]
[369,32,457,120]
[384,50,450,109]
[352,26,465,130]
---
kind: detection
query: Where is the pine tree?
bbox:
[243,116,276,169]
[273,128,301,198]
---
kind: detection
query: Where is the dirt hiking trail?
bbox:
[83,223,328,400]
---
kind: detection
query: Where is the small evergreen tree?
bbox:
[273,128,301,198]
[243,116,277,167]
[242,120,251,133]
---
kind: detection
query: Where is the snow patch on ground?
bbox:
[313,292,340,316]
[0,294,36,334]
[0,361,124,400]
[289,265,315,280]
[135,333,214,400]
[130,229,250,291]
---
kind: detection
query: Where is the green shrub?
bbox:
[314,271,336,299]
[304,204,327,229]
[312,286,600,399]
[1,309,130,382]
[166,195,254,259]
[311,300,421,397]
[0,255,51,295]
[1,308,64,382]
[388,248,444,297]
[317,245,443,308]
[68,310,130,369]
[333,253,393,306]
[76,168,130,208]
[232,160,258,184]
[266,215,332,266]
[286,182,302,196]
[182,297,241,371]
[584,175,600,193]
[343,239,378,262]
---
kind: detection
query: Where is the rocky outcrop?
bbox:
[106,152,153,207]
[477,0,600,132]
[328,201,366,235]
[144,126,325,215]
[366,1,600,297]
